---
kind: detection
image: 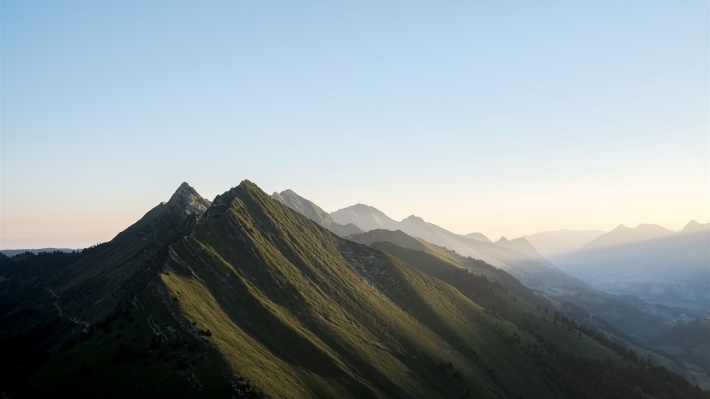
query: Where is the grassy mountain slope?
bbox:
[49,183,209,325]
[158,181,555,398]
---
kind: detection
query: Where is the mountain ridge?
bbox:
[580,223,674,251]
[1,180,707,398]
[331,202,569,286]
[557,222,710,309]
[521,229,605,260]
[331,203,400,231]
[271,189,363,237]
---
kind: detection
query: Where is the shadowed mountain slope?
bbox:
[347,229,550,311]
[0,182,209,353]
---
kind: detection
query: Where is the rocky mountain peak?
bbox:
[167,182,211,217]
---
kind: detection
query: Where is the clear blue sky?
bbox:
[2,1,708,248]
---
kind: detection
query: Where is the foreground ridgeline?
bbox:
[1,181,708,398]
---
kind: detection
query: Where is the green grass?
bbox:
[149,182,564,398]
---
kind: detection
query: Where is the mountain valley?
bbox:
[555,222,710,310]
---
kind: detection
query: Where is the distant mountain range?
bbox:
[580,223,675,251]
[521,229,605,260]
[329,201,575,287]
[272,189,363,237]
[556,221,710,308]
[330,203,402,231]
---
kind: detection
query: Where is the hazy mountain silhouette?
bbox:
[331,203,401,231]
[495,236,556,268]
[557,221,710,308]
[679,220,710,235]
[580,223,674,251]
[272,189,363,237]
[464,232,492,243]
[331,204,571,286]
[521,229,605,260]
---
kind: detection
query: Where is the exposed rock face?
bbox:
[167,182,211,218]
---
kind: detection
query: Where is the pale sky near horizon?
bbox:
[2,1,709,249]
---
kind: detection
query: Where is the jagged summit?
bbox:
[167,182,211,217]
